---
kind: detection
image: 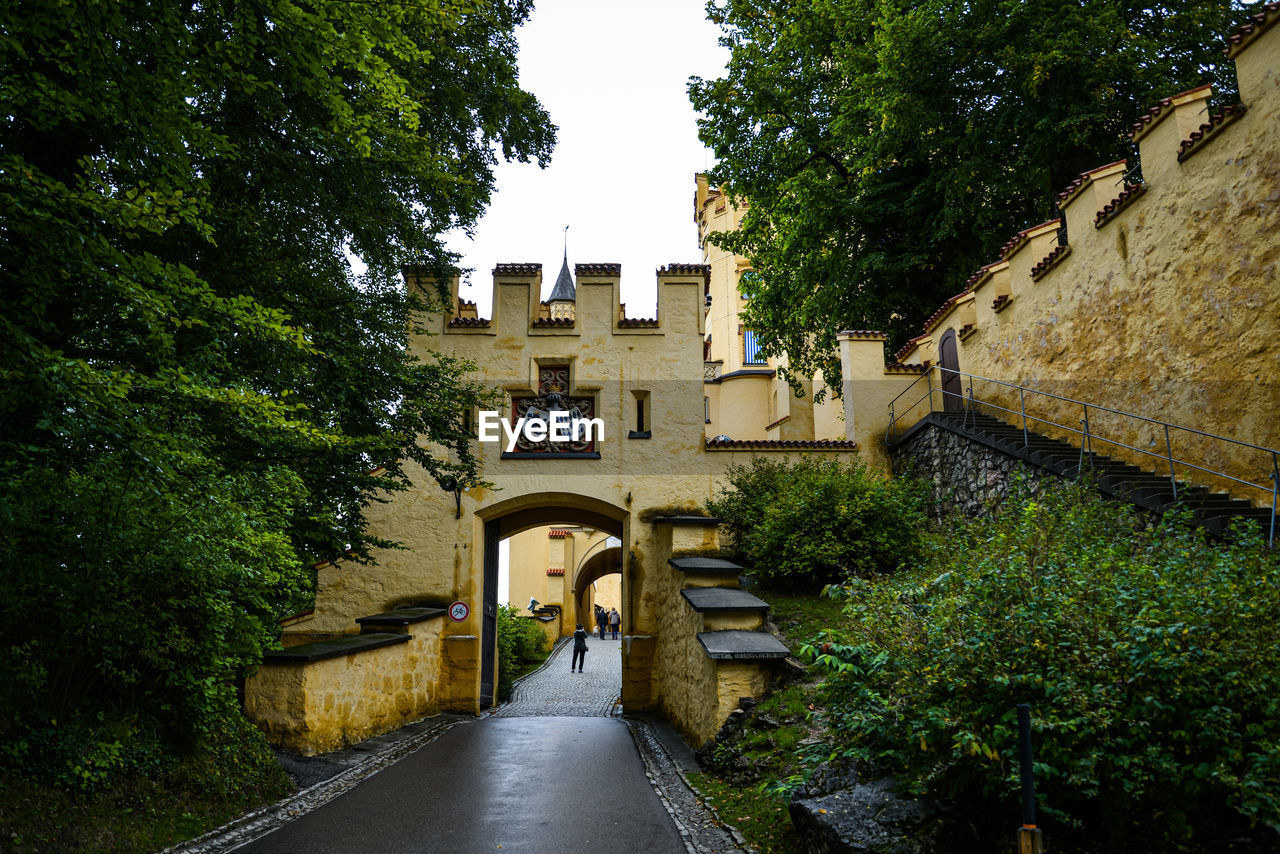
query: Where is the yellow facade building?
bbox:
[245,8,1279,756]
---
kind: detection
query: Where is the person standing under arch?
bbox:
[609,608,620,640]
[571,624,588,673]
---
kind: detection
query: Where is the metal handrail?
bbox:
[886,365,1278,546]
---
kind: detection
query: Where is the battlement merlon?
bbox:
[1133,85,1214,183]
[400,262,708,338]
[1231,3,1280,102]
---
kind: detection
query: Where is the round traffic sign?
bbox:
[448,600,470,622]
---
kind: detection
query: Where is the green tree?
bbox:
[807,484,1280,847]
[0,0,554,783]
[690,0,1251,389]
[707,456,929,589]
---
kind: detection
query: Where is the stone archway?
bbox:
[476,493,628,707]
[574,543,623,633]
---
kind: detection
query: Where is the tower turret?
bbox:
[547,252,576,321]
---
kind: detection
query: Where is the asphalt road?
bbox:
[235,638,689,854]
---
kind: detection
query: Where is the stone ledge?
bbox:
[355,607,446,628]
[652,515,723,526]
[262,633,410,663]
[669,556,743,573]
[697,630,789,660]
[681,588,770,613]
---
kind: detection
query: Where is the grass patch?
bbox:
[0,748,292,853]
[759,587,848,644]
[686,771,805,853]
[509,647,553,682]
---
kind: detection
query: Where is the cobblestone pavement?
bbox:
[490,635,749,854]
[493,635,622,717]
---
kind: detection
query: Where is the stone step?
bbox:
[681,587,770,613]
[669,556,744,574]
[356,607,446,634]
[263,632,409,664]
[697,630,789,661]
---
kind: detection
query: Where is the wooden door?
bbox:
[939,329,962,412]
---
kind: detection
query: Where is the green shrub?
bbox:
[806,482,1280,848]
[707,456,929,589]
[496,605,549,699]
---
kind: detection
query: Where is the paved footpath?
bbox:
[177,635,746,854]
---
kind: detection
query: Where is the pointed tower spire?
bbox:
[548,226,576,305]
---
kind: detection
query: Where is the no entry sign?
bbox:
[448,600,470,622]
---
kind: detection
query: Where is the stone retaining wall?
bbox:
[890,419,1048,519]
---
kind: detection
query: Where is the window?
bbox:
[743,329,766,365]
[628,390,651,439]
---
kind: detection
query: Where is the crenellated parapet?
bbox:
[860,8,1280,498]
[401,261,709,340]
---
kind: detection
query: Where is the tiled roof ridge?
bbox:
[705,437,859,450]
[1129,84,1211,140]
[1095,182,1146,228]
[1030,244,1072,281]
[617,317,659,328]
[894,333,928,364]
[1054,159,1127,208]
[531,316,575,328]
[1178,103,1248,162]
[576,263,622,276]
[658,263,711,276]
[885,363,929,374]
[921,290,971,335]
[999,218,1060,260]
[964,261,1002,291]
[839,329,888,339]
[1225,2,1280,57]
[493,263,542,275]
[448,316,490,328]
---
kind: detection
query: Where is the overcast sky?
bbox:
[446,0,729,318]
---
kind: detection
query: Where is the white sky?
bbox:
[446,0,729,318]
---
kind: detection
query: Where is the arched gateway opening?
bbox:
[477,493,629,708]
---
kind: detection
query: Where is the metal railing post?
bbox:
[925,368,934,413]
[1165,424,1178,502]
[964,382,975,429]
[1270,452,1277,549]
[1078,405,1092,477]
[888,403,896,444]
[1083,404,1093,457]
[1020,388,1028,448]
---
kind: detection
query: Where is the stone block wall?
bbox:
[890,419,1049,519]
[245,619,444,755]
[874,12,1280,504]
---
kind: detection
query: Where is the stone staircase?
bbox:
[670,557,788,662]
[929,411,1275,538]
[647,516,789,745]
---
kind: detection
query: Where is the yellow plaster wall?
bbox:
[884,26,1280,500]
[647,521,730,746]
[245,620,444,755]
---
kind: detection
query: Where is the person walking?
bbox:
[609,607,620,640]
[571,624,588,673]
[596,606,609,639]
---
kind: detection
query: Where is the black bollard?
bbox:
[1016,703,1043,854]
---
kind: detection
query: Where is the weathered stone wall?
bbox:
[650,522,724,746]
[890,420,1048,519]
[882,19,1280,504]
[245,620,445,756]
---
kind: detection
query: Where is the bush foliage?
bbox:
[803,482,1280,848]
[707,456,929,589]
[496,605,549,700]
